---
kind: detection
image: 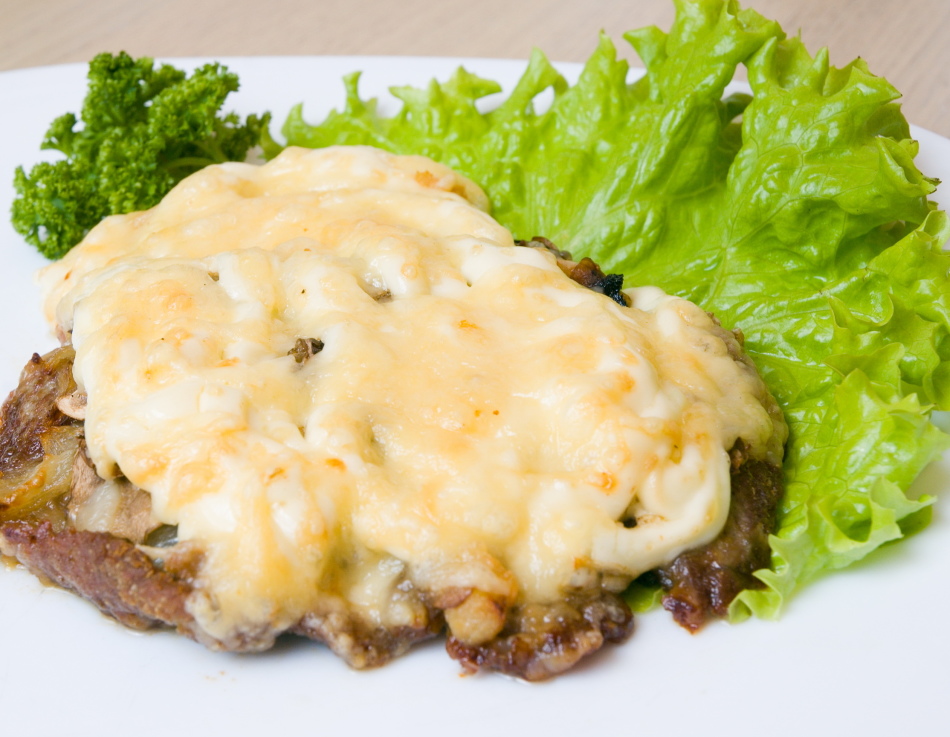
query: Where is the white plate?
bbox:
[1,57,947,737]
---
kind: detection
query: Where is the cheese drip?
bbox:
[40,146,786,644]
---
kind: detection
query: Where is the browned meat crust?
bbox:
[0,346,82,522]
[0,519,199,633]
[656,443,784,631]
[0,347,77,473]
[446,593,633,681]
[1,514,440,665]
[293,602,443,669]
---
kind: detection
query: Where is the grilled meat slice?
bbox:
[0,231,785,676]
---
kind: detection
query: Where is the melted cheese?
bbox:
[39,146,785,644]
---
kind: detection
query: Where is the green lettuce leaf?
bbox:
[282,0,950,618]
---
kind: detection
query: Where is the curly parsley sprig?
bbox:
[11,52,273,259]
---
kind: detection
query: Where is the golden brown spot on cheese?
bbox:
[414,170,438,188]
[588,471,616,492]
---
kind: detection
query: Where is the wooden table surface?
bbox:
[1,0,947,136]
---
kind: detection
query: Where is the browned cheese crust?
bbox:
[0,244,784,680]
